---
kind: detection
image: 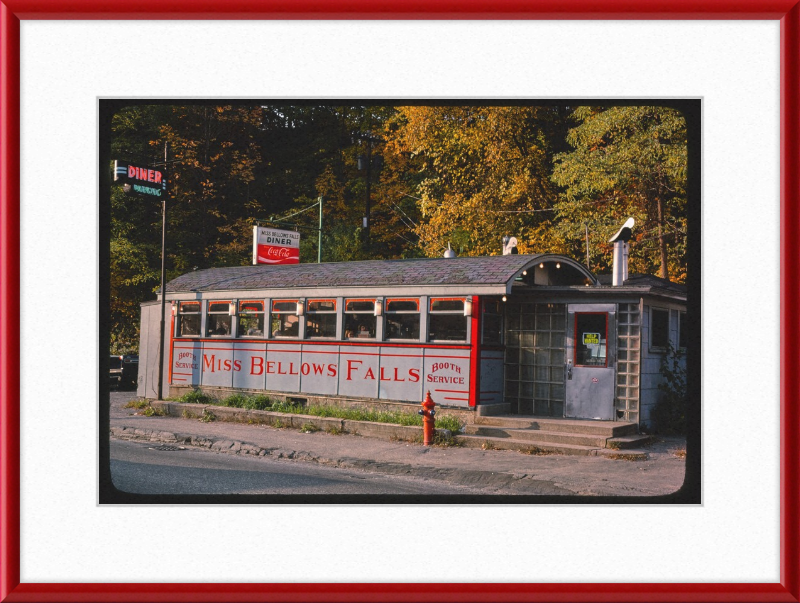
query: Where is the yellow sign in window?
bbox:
[583,332,601,345]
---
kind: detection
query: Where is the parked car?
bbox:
[110,354,139,390]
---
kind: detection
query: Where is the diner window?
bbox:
[238,300,264,337]
[177,301,201,337]
[385,298,420,340]
[428,298,468,341]
[306,299,337,338]
[271,300,300,337]
[482,299,503,345]
[206,301,233,337]
[344,299,376,339]
[650,307,670,349]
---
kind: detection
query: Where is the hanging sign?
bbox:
[114,160,166,197]
[253,226,300,265]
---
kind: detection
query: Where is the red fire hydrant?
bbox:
[418,391,436,446]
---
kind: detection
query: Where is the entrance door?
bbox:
[565,304,616,420]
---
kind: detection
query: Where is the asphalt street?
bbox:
[108,390,688,498]
[111,438,484,495]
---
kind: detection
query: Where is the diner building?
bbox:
[137,253,687,428]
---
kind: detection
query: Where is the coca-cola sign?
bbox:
[252,226,300,265]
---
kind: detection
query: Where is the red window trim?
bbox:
[345,298,376,312]
[179,301,201,313]
[386,298,420,312]
[207,300,232,313]
[430,297,466,312]
[573,311,608,368]
[238,299,264,313]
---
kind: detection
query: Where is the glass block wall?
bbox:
[504,303,566,416]
[616,303,641,422]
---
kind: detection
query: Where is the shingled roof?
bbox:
[164,254,591,293]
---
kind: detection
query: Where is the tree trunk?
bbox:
[657,194,669,280]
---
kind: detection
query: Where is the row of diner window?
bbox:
[174,297,503,343]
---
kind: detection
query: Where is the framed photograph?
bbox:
[1,3,798,603]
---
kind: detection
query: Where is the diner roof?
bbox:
[164,254,598,293]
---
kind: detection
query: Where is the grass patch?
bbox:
[300,423,320,433]
[141,405,165,417]
[200,409,216,423]
[175,390,215,405]
[326,426,345,435]
[175,392,464,433]
[123,399,150,410]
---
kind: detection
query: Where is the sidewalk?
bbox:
[108,392,687,497]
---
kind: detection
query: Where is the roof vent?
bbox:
[609,218,635,286]
[443,243,457,259]
[502,236,518,255]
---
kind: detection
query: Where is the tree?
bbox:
[551,106,688,281]
[387,105,571,257]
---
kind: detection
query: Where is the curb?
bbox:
[150,400,453,443]
[109,426,576,494]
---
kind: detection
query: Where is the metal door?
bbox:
[565,304,616,420]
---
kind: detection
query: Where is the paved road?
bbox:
[108,391,688,497]
[111,439,483,495]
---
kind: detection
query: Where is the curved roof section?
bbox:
[165,254,597,293]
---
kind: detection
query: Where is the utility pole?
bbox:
[157,142,169,400]
[364,143,372,248]
[317,196,323,264]
[356,130,382,254]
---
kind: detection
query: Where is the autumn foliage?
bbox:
[108,103,689,353]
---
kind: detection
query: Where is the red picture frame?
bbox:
[1,3,798,602]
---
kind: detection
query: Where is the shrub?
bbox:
[653,342,688,435]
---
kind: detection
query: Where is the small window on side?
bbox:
[679,311,687,350]
[650,308,670,349]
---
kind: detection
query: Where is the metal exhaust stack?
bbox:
[609,218,635,286]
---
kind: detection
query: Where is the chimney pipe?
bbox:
[609,218,635,286]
